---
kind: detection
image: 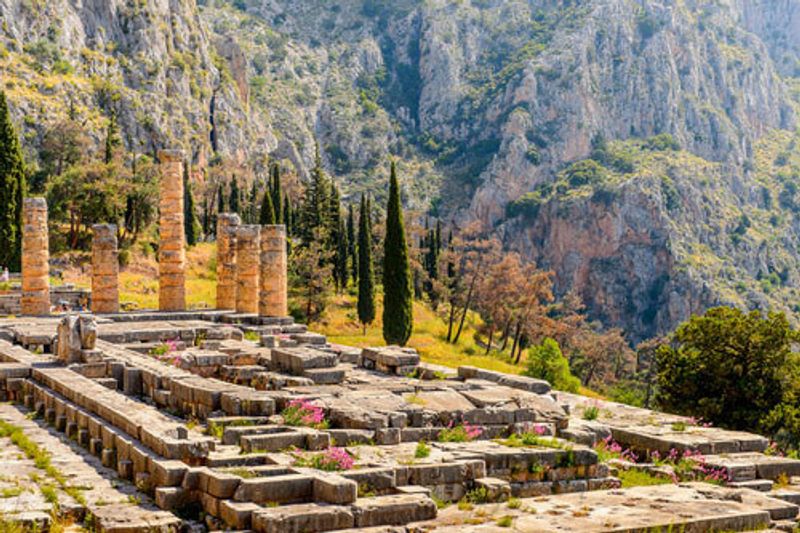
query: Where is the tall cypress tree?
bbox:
[259,188,276,225]
[217,183,227,214]
[334,220,349,292]
[0,91,25,271]
[382,161,413,346]
[300,144,329,242]
[229,178,240,214]
[357,194,375,334]
[271,165,283,224]
[183,162,201,246]
[346,203,357,284]
[284,195,292,235]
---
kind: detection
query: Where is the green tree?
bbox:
[334,220,349,292]
[229,178,240,214]
[523,338,580,393]
[357,194,375,334]
[184,162,201,246]
[0,91,25,271]
[217,183,227,214]
[300,145,329,242]
[271,164,283,224]
[347,203,357,284]
[382,161,413,345]
[657,307,800,435]
[259,187,276,225]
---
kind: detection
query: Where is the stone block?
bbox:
[312,474,358,504]
[252,503,354,533]
[351,494,437,528]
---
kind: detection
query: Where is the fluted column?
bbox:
[158,150,186,311]
[235,225,260,314]
[21,198,50,316]
[259,225,288,317]
[216,213,241,310]
[91,224,119,314]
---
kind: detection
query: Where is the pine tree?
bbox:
[104,113,120,165]
[271,165,283,224]
[248,179,259,223]
[357,194,375,334]
[229,178,240,214]
[346,203,357,284]
[259,188,276,225]
[183,162,201,246]
[0,91,25,271]
[382,161,413,346]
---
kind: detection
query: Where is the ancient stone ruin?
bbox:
[92,224,120,314]
[0,152,797,532]
[20,197,50,316]
[158,150,186,312]
[216,213,241,310]
[259,225,288,318]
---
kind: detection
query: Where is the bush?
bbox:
[563,160,606,187]
[523,338,580,392]
[646,134,680,151]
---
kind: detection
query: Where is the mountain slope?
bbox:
[2,0,800,340]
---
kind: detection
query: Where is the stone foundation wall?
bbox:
[158,150,186,312]
[21,198,50,316]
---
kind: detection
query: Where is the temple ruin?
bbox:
[158,150,186,312]
[91,224,120,314]
[0,154,797,532]
[20,197,50,316]
[235,225,260,315]
[259,224,288,318]
[216,213,241,310]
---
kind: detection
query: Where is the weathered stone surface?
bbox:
[92,224,120,313]
[351,494,437,527]
[158,150,186,312]
[235,225,260,314]
[252,503,354,533]
[216,213,241,310]
[21,198,50,316]
[259,225,288,318]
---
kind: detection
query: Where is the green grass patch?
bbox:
[618,469,672,488]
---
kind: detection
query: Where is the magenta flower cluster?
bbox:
[283,399,327,428]
[438,420,483,442]
[321,447,355,470]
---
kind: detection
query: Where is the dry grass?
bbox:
[314,292,528,375]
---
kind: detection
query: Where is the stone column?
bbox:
[216,213,241,310]
[235,225,260,314]
[21,198,50,316]
[158,150,186,311]
[91,224,119,314]
[259,225,288,317]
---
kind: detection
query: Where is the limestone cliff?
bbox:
[2,0,800,340]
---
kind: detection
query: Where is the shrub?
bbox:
[415,441,431,458]
[646,133,680,151]
[523,338,580,392]
[563,159,606,187]
[293,447,354,471]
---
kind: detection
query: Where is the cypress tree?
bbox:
[271,165,283,224]
[382,161,413,346]
[334,220,349,292]
[0,91,25,271]
[217,183,227,214]
[300,144,328,242]
[229,178,240,214]
[346,203,357,284]
[248,179,259,223]
[183,162,201,246]
[259,188,276,225]
[284,195,292,235]
[357,194,375,334]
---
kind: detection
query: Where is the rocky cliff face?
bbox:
[2,0,800,340]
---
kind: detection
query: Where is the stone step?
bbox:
[351,494,437,528]
[730,479,774,492]
[252,502,354,533]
